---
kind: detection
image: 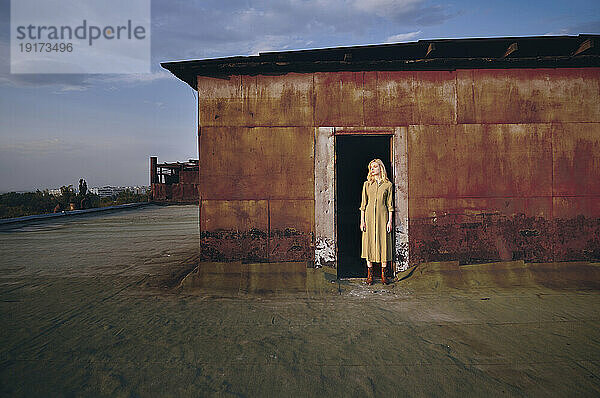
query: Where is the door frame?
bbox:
[314,127,409,274]
[334,132,393,279]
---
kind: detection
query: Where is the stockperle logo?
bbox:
[11,0,150,74]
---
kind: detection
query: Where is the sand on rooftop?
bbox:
[1,205,600,397]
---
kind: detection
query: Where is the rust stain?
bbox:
[197,75,243,127]
[268,228,312,262]
[314,71,364,126]
[200,227,312,263]
[245,73,314,127]
[199,127,314,200]
[461,68,600,124]
[409,213,556,265]
[552,123,600,196]
[201,229,268,262]
[412,70,456,125]
[363,70,414,126]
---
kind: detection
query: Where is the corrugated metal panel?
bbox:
[190,65,600,266]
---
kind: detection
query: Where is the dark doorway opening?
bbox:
[335,135,392,278]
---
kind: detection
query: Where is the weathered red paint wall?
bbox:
[199,126,314,262]
[197,67,600,265]
[197,73,315,262]
[407,68,600,264]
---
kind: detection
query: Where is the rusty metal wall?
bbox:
[179,169,198,185]
[151,181,199,203]
[197,68,600,265]
[197,72,314,262]
[406,68,600,264]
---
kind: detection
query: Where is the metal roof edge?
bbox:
[161,34,600,89]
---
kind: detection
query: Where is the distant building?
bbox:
[130,186,150,195]
[150,157,199,203]
[90,186,126,198]
[89,186,149,198]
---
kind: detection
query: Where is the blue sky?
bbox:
[0,0,598,192]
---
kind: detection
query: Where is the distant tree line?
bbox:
[0,179,149,219]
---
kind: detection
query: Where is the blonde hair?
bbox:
[366,159,389,183]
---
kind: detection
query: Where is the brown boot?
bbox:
[381,267,387,285]
[366,267,373,285]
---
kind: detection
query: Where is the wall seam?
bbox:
[454,71,458,125]
[267,199,270,262]
[550,121,555,261]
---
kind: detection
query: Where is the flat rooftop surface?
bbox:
[1,205,600,397]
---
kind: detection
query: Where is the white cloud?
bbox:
[544,28,570,36]
[0,0,457,90]
[89,71,172,85]
[354,0,423,18]
[385,30,422,43]
[0,68,171,91]
[0,137,79,155]
[151,0,454,60]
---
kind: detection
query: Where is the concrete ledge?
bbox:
[402,260,600,291]
[179,262,339,296]
[180,260,600,296]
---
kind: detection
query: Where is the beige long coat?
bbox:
[360,179,394,262]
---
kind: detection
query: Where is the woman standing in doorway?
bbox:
[359,159,394,285]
